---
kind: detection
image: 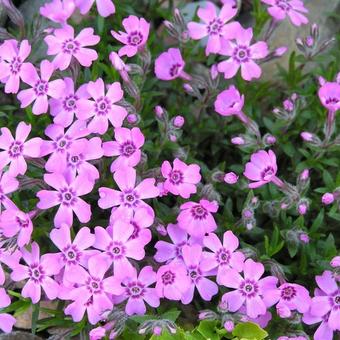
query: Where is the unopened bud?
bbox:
[305,36,314,47]
[183,83,194,94]
[300,169,309,181]
[297,201,308,215]
[155,105,164,119]
[224,172,239,184]
[264,134,276,145]
[330,256,340,268]
[211,171,225,183]
[224,320,234,332]
[300,131,313,142]
[231,136,245,145]
[172,115,185,128]
[275,46,288,57]
[153,326,162,336]
[127,113,139,125]
[299,232,309,244]
[155,224,167,236]
[210,64,219,80]
[322,192,334,205]
[283,99,294,112]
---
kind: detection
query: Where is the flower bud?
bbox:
[173,115,185,128]
[89,327,106,340]
[155,105,164,118]
[153,326,162,336]
[155,223,167,236]
[305,36,314,47]
[127,113,139,125]
[300,131,313,141]
[283,99,294,112]
[322,193,334,205]
[311,23,319,41]
[330,256,340,268]
[231,136,245,145]
[299,169,309,181]
[297,201,308,215]
[211,171,225,183]
[169,134,177,142]
[224,320,234,332]
[264,134,276,145]
[275,46,288,57]
[299,232,309,244]
[210,64,219,80]
[183,83,194,94]
[224,172,239,184]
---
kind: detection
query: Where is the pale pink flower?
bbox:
[111,15,150,57]
[98,166,159,220]
[187,1,239,55]
[36,172,94,227]
[243,150,284,189]
[177,199,218,238]
[0,39,33,93]
[318,81,340,113]
[17,60,65,115]
[75,0,115,17]
[49,77,89,127]
[103,127,144,173]
[0,122,42,176]
[40,0,76,24]
[0,289,16,333]
[0,171,18,212]
[109,52,130,82]
[155,48,190,81]
[261,0,308,27]
[217,27,269,81]
[161,158,201,199]
[44,25,100,71]
[76,78,128,135]
[10,242,60,304]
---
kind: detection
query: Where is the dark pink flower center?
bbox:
[207,18,223,35]
[276,0,291,11]
[29,263,44,283]
[58,187,77,206]
[127,31,143,46]
[62,244,81,264]
[62,94,78,112]
[16,216,29,229]
[240,279,259,298]
[169,170,183,185]
[107,241,126,260]
[10,56,22,75]
[216,248,231,265]
[261,166,275,181]
[34,80,48,96]
[95,96,111,116]
[325,97,339,105]
[126,281,145,298]
[86,276,103,294]
[53,135,72,152]
[67,153,84,169]
[190,204,208,220]
[8,141,23,158]
[281,285,297,301]
[121,189,140,208]
[120,141,136,157]
[188,266,202,283]
[330,290,340,310]
[233,46,250,63]
[162,270,175,285]
[169,63,182,77]
[62,39,80,54]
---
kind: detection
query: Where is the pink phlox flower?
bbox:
[125,207,153,245]
[220,259,279,318]
[0,122,42,176]
[181,244,218,304]
[243,149,284,189]
[98,166,159,220]
[10,242,60,303]
[17,59,65,115]
[43,224,98,284]
[261,0,308,27]
[44,25,100,71]
[187,1,240,55]
[217,26,269,81]
[155,48,190,81]
[64,256,123,324]
[75,0,115,17]
[111,15,150,57]
[155,260,191,300]
[0,288,16,333]
[109,52,130,82]
[0,39,33,94]
[0,171,19,212]
[65,137,103,181]
[238,306,272,328]
[36,172,94,227]
[0,247,21,285]
[40,120,89,173]
[49,77,90,127]
[40,0,76,24]
[93,220,147,276]
[117,266,160,315]
[214,85,248,123]
[177,199,218,238]
[76,78,128,135]
[318,81,340,113]
[200,231,245,284]
[154,223,201,263]
[0,209,33,247]
[103,127,144,173]
[161,158,201,199]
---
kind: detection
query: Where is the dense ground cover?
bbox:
[0,0,339,339]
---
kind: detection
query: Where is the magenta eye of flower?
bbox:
[34,80,48,96]
[130,221,140,239]
[71,155,79,163]
[63,94,78,111]
[276,0,291,11]
[334,295,340,305]
[188,267,202,282]
[234,46,250,63]
[281,286,297,300]
[86,277,103,293]
[121,189,139,208]
[162,270,175,285]
[191,205,208,220]
[325,97,339,105]
[240,279,259,297]
[62,39,80,54]
[127,31,143,46]
[8,141,23,158]
[10,56,22,74]
[261,166,275,181]
[120,141,136,157]
[29,264,44,282]
[169,63,182,77]
[16,216,29,228]
[95,97,111,115]
[59,188,76,206]
[207,18,223,35]
[216,248,231,265]
[169,170,184,185]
